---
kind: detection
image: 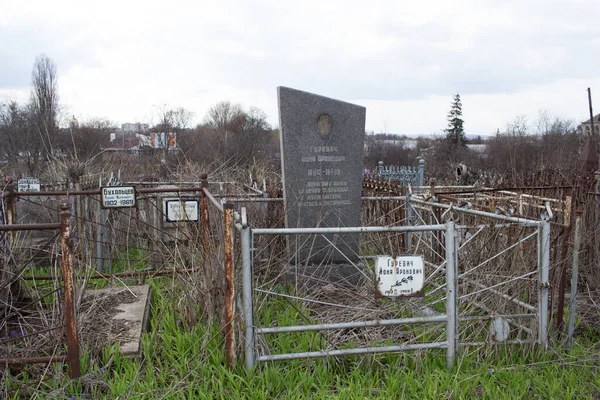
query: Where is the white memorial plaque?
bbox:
[101,187,136,208]
[18,178,41,192]
[490,317,510,342]
[164,198,199,222]
[375,255,425,297]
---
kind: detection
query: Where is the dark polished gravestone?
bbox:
[278,86,365,265]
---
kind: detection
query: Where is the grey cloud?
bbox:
[0,19,103,89]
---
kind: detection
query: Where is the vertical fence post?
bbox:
[6,178,15,220]
[2,178,16,305]
[59,200,80,379]
[537,219,551,348]
[595,172,600,271]
[405,193,414,253]
[240,208,255,370]
[200,173,210,255]
[445,220,457,370]
[399,187,406,250]
[104,207,112,274]
[223,202,236,367]
[96,180,104,272]
[95,205,104,273]
[430,179,437,262]
[6,177,16,237]
[262,179,268,220]
[417,158,425,190]
[567,209,583,348]
[73,175,84,261]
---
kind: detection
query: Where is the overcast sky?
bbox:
[1,0,599,135]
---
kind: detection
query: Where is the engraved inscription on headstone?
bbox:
[278,87,365,263]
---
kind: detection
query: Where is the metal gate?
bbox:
[235,197,551,370]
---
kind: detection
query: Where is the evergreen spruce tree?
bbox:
[445,94,465,146]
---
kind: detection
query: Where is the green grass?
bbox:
[3,279,600,399]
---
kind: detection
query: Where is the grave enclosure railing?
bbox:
[0,181,80,378]
[0,175,252,378]
[376,159,425,186]
[2,173,582,376]
[222,188,573,371]
[1,174,261,377]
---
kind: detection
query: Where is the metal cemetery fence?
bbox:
[0,174,261,375]
[1,172,576,376]
[231,193,555,371]
[0,181,80,378]
[376,159,425,187]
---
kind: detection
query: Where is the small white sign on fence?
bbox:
[375,255,425,297]
[164,198,199,222]
[18,178,41,192]
[101,187,136,208]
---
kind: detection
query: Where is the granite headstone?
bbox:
[278,86,365,264]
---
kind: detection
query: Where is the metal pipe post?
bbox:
[408,197,540,226]
[105,208,112,274]
[445,220,458,369]
[405,193,414,252]
[240,209,254,370]
[253,224,446,235]
[200,173,211,255]
[5,178,16,226]
[223,203,236,367]
[257,315,447,334]
[74,179,84,262]
[557,189,576,332]
[537,219,551,348]
[6,178,16,247]
[95,194,104,273]
[567,210,583,347]
[59,200,80,379]
[258,342,446,362]
[417,159,425,189]
[0,223,60,232]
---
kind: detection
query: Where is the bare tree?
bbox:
[482,113,585,185]
[170,107,194,132]
[237,106,270,163]
[204,101,270,164]
[30,54,59,167]
[204,101,244,135]
[0,101,32,163]
[154,106,195,134]
[70,118,114,160]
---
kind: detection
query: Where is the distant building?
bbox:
[121,122,149,135]
[578,114,600,135]
[466,144,487,153]
[363,134,418,156]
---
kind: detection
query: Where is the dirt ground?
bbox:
[0,285,149,361]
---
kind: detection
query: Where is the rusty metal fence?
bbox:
[0,173,262,376]
[1,179,79,377]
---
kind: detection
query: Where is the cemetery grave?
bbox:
[0,88,598,398]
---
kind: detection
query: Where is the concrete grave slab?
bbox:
[82,285,151,358]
